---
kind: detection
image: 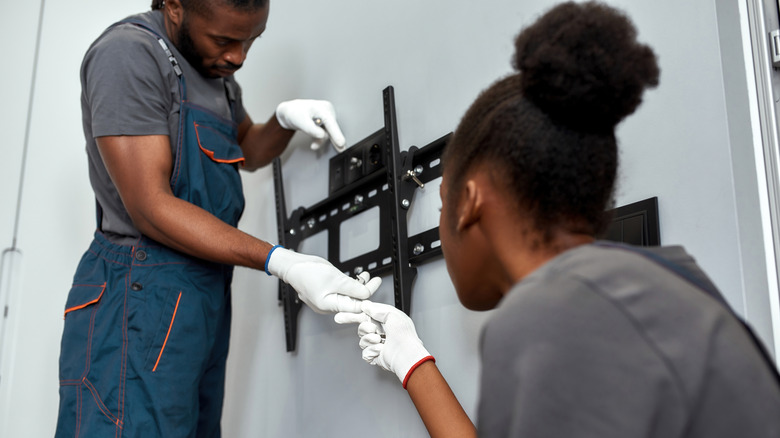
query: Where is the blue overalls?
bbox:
[57,19,245,438]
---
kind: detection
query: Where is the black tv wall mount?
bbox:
[272,86,450,352]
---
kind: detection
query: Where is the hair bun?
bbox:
[513,1,659,132]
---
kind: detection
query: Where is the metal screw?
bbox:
[354,194,364,205]
[401,199,410,209]
[414,165,423,176]
[403,170,424,188]
[413,243,424,255]
[289,229,296,236]
[354,266,364,275]
[307,218,316,229]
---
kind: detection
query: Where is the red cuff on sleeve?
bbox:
[402,356,436,389]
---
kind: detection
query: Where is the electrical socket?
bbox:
[329,129,385,194]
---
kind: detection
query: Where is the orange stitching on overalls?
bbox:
[60,379,83,384]
[86,249,132,268]
[193,121,245,164]
[76,377,82,437]
[118,266,133,430]
[83,284,102,380]
[170,84,185,189]
[153,291,182,372]
[83,377,123,428]
[63,283,106,319]
[93,237,138,257]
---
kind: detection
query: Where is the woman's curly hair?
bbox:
[442,1,659,240]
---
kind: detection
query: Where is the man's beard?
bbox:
[176,16,241,79]
[176,18,212,77]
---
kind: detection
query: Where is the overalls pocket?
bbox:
[183,115,246,225]
[138,287,184,372]
[59,283,106,381]
[193,121,244,165]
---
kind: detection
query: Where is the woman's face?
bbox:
[439,172,503,311]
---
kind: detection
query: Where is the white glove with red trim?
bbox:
[335,301,434,388]
[275,99,347,152]
[266,247,380,314]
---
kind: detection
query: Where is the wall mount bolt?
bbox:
[354,194,364,205]
[401,199,410,209]
[413,243,424,256]
[307,218,316,229]
[403,169,424,188]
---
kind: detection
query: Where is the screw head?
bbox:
[289,229,296,236]
[401,199,410,209]
[414,165,423,176]
[307,218,316,228]
[413,243,424,255]
[354,194,364,205]
[354,266,364,275]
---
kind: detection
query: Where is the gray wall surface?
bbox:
[0,0,776,437]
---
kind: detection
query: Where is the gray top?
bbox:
[478,243,780,437]
[81,11,247,244]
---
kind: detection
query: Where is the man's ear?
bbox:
[456,179,483,232]
[164,0,184,28]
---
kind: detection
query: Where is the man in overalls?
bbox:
[56,0,379,436]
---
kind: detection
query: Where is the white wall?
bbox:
[0,1,153,436]
[0,0,39,433]
[0,0,776,437]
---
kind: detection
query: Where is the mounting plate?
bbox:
[272,86,450,352]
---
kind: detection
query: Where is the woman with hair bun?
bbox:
[337,2,780,437]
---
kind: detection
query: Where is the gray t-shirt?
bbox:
[478,243,780,437]
[81,10,247,244]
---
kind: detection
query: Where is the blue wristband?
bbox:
[265,245,284,276]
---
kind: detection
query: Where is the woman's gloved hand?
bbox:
[275,99,347,152]
[266,246,380,314]
[335,301,434,388]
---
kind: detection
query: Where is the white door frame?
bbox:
[743,0,780,364]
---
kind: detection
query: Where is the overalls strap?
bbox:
[119,19,182,78]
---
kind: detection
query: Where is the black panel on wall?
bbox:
[603,197,660,247]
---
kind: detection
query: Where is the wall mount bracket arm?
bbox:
[272,86,449,352]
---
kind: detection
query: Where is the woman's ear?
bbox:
[456,179,483,231]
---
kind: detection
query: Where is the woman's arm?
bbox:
[406,361,477,438]
[337,302,477,437]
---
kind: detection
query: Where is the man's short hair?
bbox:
[151,0,268,14]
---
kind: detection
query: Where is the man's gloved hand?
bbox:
[335,301,434,388]
[275,99,347,152]
[266,247,381,314]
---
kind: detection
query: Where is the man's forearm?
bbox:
[132,189,273,269]
[238,115,295,171]
[96,134,274,269]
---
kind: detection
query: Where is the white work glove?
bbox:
[335,301,434,388]
[266,246,380,314]
[275,99,347,152]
